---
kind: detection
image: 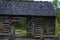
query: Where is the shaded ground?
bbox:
[15,27,40,40]
[16,38,27,40]
[16,37,35,40]
[16,37,40,40]
[15,33,40,40]
[15,34,34,40]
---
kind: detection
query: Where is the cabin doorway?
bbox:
[11,17,27,37]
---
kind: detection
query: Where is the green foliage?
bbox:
[56,8,60,35]
[53,0,58,8]
[20,18,27,29]
[56,8,60,24]
[14,18,27,29]
[53,0,60,35]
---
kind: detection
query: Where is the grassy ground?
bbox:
[15,27,38,40]
[15,29,26,35]
[15,28,37,40]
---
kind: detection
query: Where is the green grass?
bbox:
[15,29,26,35]
[15,29,37,40]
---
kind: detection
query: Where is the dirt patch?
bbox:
[15,36,40,40]
[15,33,40,40]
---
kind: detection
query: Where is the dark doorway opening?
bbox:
[11,17,27,37]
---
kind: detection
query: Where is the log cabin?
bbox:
[0,1,59,40]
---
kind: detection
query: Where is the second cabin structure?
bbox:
[0,1,57,40]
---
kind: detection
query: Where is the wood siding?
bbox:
[27,17,56,38]
[34,17,55,37]
[0,20,3,30]
[0,17,15,40]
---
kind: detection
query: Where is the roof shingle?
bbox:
[0,1,57,16]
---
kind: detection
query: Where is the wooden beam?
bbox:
[0,21,3,30]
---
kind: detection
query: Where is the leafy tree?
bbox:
[53,0,60,35]
[53,0,58,8]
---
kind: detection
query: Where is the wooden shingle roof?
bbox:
[0,1,57,17]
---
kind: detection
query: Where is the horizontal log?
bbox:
[0,33,11,35]
[3,25,10,27]
[34,32,41,34]
[3,24,10,26]
[34,34,41,36]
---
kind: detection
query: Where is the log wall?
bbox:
[0,16,56,39]
[27,17,56,38]
[0,17,15,40]
[34,17,55,37]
